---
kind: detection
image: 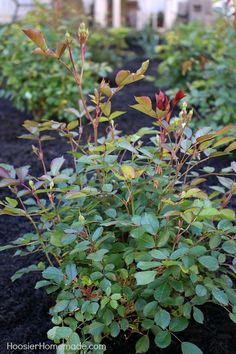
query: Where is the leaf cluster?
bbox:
[0,7,113,121]
[0,23,236,354]
[156,17,236,127]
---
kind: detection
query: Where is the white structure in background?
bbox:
[92,0,219,29]
[0,0,50,23]
[0,0,224,28]
[93,0,121,28]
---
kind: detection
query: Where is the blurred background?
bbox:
[0,0,227,29]
[0,0,235,126]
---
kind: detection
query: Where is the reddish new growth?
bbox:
[155,90,186,143]
[155,90,186,120]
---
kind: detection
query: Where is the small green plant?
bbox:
[88,27,131,66]
[1,23,236,354]
[134,25,159,59]
[156,11,236,127]
[0,6,111,121]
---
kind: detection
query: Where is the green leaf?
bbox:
[198,208,219,219]
[67,332,81,347]
[130,227,145,239]
[222,240,236,254]
[88,302,99,315]
[71,240,90,254]
[110,321,120,338]
[170,247,189,260]
[219,209,235,221]
[141,319,154,330]
[35,280,51,289]
[47,326,73,342]
[53,300,69,314]
[213,136,235,148]
[115,70,130,86]
[67,120,79,130]
[169,317,188,332]
[120,319,129,331]
[155,331,171,349]
[42,267,64,284]
[65,187,98,200]
[143,301,157,317]
[100,101,111,117]
[209,235,221,250]
[87,249,108,262]
[136,234,155,249]
[189,246,206,257]
[111,293,122,300]
[118,142,138,154]
[154,309,171,329]
[195,285,207,297]
[110,111,126,120]
[157,230,170,247]
[88,321,105,336]
[0,244,16,252]
[50,156,65,176]
[11,264,38,282]
[110,299,118,309]
[50,230,64,247]
[193,307,204,324]
[141,212,159,235]
[134,271,157,285]
[198,256,219,271]
[229,312,236,323]
[135,335,150,353]
[131,96,156,118]
[225,141,236,153]
[137,261,161,270]
[65,263,77,285]
[149,249,167,260]
[92,227,104,241]
[105,207,116,218]
[6,197,18,207]
[154,283,171,302]
[212,288,229,306]
[181,342,203,354]
[102,184,113,193]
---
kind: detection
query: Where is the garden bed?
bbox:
[0,58,236,354]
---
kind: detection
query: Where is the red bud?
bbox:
[155,91,170,111]
[172,90,186,107]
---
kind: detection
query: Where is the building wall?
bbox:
[0,0,50,23]
[0,0,224,28]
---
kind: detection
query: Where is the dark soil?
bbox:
[0,58,236,354]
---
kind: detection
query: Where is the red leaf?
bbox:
[175,90,186,102]
[22,28,47,51]
[0,167,10,179]
[16,166,30,182]
[155,91,170,112]
[172,90,186,107]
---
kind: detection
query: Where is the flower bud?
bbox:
[155,91,170,112]
[79,213,85,224]
[65,32,72,45]
[49,181,54,189]
[29,180,35,189]
[78,23,89,46]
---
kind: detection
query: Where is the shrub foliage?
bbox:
[0,24,236,354]
[0,6,112,121]
[157,13,236,126]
